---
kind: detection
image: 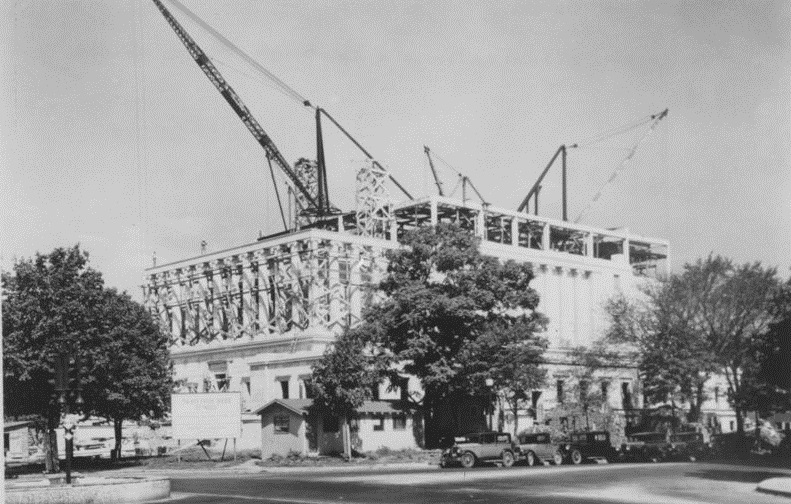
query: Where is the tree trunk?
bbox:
[43,427,59,473]
[688,383,705,423]
[511,399,519,437]
[114,417,123,460]
[735,408,744,435]
[340,416,352,460]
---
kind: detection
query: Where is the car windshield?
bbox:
[520,434,549,443]
[630,433,665,442]
[671,433,700,441]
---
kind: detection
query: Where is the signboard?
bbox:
[171,393,242,440]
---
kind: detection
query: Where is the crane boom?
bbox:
[423,146,444,196]
[151,0,320,212]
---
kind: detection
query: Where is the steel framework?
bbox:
[143,234,391,347]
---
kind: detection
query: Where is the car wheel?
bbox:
[553,450,564,465]
[460,451,476,469]
[570,449,583,465]
[502,450,515,468]
[526,451,536,467]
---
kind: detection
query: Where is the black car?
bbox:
[668,432,710,461]
[440,432,518,468]
[620,432,671,462]
[516,432,564,466]
[558,431,618,464]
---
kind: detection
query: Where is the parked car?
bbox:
[440,432,518,468]
[558,431,618,464]
[668,432,710,461]
[620,432,671,462]
[516,432,563,466]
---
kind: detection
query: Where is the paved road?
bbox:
[168,461,791,504]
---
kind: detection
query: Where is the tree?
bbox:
[735,275,791,417]
[464,320,548,436]
[357,223,547,447]
[606,272,717,423]
[3,245,174,468]
[2,245,105,472]
[82,288,172,459]
[689,257,778,434]
[606,255,779,434]
[310,328,383,458]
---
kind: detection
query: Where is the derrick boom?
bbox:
[151,0,320,212]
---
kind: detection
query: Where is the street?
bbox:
[167,461,791,504]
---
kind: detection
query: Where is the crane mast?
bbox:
[151,0,322,213]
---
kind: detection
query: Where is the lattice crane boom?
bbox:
[151,0,321,212]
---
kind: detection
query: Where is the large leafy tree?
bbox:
[733,275,791,418]
[359,223,547,446]
[606,272,718,423]
[3,245,105,471]
[690,257,778,433]
[83,288,172,459]
[3,245,173,468]
[606,255,779,433]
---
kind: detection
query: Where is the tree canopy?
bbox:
[605,254,780,432]
[83,288,172,458]
[312,224,547,446]
[2,245,172,466]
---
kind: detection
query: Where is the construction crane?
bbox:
[151,0,332,219]
[422,145,487,204]
[424,146,444,196]
[517,144,574,220]
[517,108,668,223]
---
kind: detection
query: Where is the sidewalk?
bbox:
[757,477,791,498]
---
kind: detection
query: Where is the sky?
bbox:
[1,0,789,299]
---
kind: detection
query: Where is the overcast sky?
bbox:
[1,0,789,298]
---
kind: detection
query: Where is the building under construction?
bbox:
[141,1,736,452]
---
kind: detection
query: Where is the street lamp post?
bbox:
[54,352,83,484]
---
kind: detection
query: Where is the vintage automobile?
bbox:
[439,431,518,468]
[620,432,671,462]
[516,432,563,466]
[558,430,618,464]
[668,432,710,461]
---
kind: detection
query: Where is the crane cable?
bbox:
[164,0,311,108]
[427,148,488,203]
[162,0,415,202]
[574,110,668,224]
[573,114,654,149]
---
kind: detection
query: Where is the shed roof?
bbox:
[4,421,33,431]
[254,399,313,416]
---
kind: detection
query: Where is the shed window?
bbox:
[274,415,289,434]
[393,415,407,431]
[373,418,385,431]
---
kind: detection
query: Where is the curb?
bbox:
[258,462,437,474]
[756,477,791,498]
[5,477,170,504]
